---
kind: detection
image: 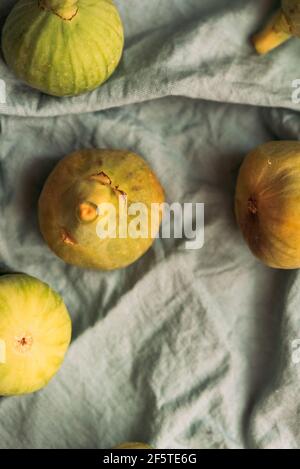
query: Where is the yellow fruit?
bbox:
[38,149,165,270]
[235,141,300,269]
[0,274,71,396]
[114,442,153,449]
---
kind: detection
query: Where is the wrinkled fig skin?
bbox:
[235,141,300,269]
[0,274,71,396]
[38,149,165,270]
[282,0,300,36]
[2,0,124,97]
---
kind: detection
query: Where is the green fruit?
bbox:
[0,274,71,396]
[38,149,165,270]
[2,0,124,97]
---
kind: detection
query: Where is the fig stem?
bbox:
[39,0,78,20]
[78,202,98,223]
[252,10,291,54]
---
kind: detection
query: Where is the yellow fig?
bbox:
[38,149,165,270]
[253,0,300,54]
[0,274,71,396]
[235,141,300,269]
[114,442,152,449]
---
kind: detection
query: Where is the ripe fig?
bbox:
[2,0,124,96]
[38,149,165,270]
[0,274,71,396]
[235,141,300,269]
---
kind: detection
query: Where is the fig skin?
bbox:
[1,0,124,97]
[252,0,300,54]
[38,149,165,270]
[0,274,71,396]
[235,141,300,269]
[282,0,300,36]
[114,442,152,449]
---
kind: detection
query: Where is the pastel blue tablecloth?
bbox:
[0,0,300,449]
